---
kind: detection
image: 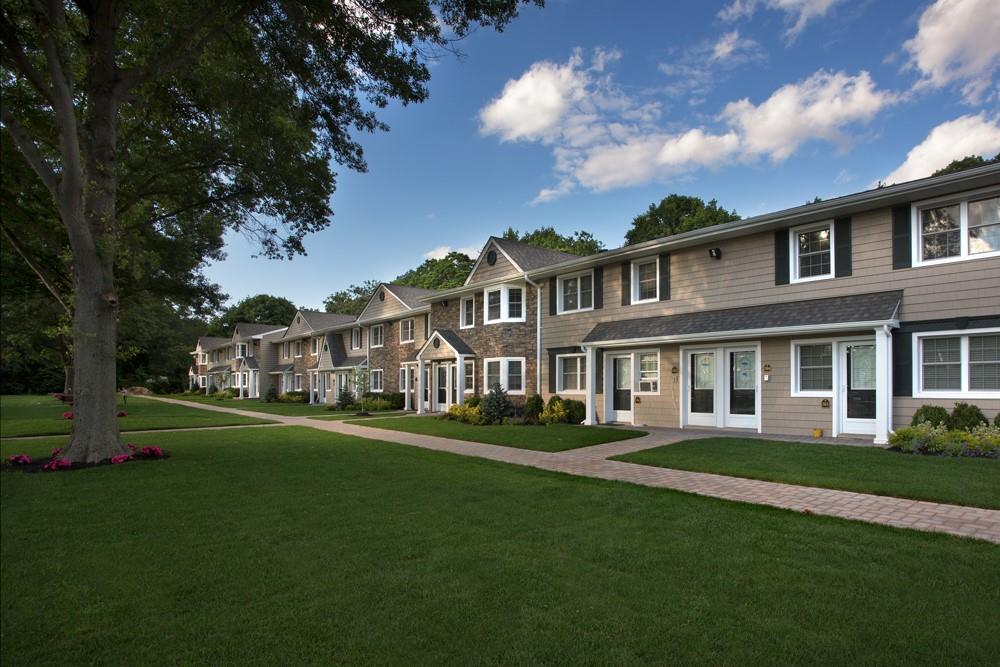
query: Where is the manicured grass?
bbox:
[168,395,332,416]
[613,437,1000,509]
[308,411,406,421]
[352,416,646,451]
[0,394,273,438]
[3,427,998,665]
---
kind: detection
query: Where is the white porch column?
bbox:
[874,325,892,445]
[239,372,244,399]
[404,366,413,411]
[456,356,466,405]
[416,360,426,414]
[584,346,598,425]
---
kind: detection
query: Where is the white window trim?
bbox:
[912,328,1000,399]
[351,327,362,350]
[789,221,835,284]
[460,296,475,329]
[464,359,475,393]
[483,284,526,324]
[311,337,319,355]
[630,257,659,304]
[370,369,384,393]
[556,270,595,315]
[790,338,836,397]
[399,318,415,344]
[911,187,1000,267]
[399,367,407,391]
[556,353,587,394]
[294,340,303,358]
[635,349,661,395]
[294,374,302,391]
[482,356,526,395]
[369,324,384,349]
[235,343,248,359]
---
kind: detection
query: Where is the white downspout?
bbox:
[525,273,542,396]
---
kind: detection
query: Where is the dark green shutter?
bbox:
[774,229,790,285]
[593,266,603,309]
[892,205,912,269]
[893,332,912,396]
[658,253,671,300]
[834,217,852,277]
[548,278,557,316]
[620,262,631,306]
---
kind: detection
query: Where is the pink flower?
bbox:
[7,454,32,465]
[126,444,138,452]
[50,447,62,459]
[110,454,133,465]
[62,411,74,420]
[139,446,165,459]
[43,458,72,472]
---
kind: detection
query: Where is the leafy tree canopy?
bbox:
[206,295,298,336]
[394,251,475,290]
[932,153,1000,177]
[501,226,604,255]
[625,195,740,246]
[323,280,383,316]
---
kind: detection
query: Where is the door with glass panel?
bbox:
[724,348,758,428]
[687,351,717,426]
[609,355,633,422]
[839,342,876,435]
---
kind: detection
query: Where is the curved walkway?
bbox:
[149,396,1000,544]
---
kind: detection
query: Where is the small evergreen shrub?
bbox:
[264,386,279,403]
[465,395,482,408]
[563,399,586,425]
[220,388,238,399]
[357,397,392,412]
[524,394,544,421]
[540,396,568,424]
[948,402,987,431]
[280,390,309,403]
[994,412,1000,427]
[910,405,949,427]
[481,383,512,425]
[382,392,405,409]
[337,390,355,409]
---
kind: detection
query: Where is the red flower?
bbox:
[110,454,133,465]
[62,411,74,420]
[42,458,72,472]
[139,446,165,459]
[7,454,32,465]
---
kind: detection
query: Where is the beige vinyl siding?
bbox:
[893,397,999,428]
[468,242,520,284]
[360,290,412,321]
[759,336,836,438]
[631,346,680,427]
[283,312,314,339]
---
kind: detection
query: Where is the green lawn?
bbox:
[2,427,998,665]
[308,411,406,421]
[0,394,273,438]
[352,416,646,451]
[168,395,333,416]
[614,437,1000,509]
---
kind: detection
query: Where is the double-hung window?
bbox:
[351,327,361,350]
[369,369,384,393]
[460,297,475,329]
[235,343,248,358]
[294,374,302,391]
[483,285,526,324]
[915,330,1000,397]
[793,343,833,395]
[637,352,659,393]
[557,271,594,314]
[631,258,658,303]
[294,340,303,357]
[790,222,833,282]
[464,360,475,393]
[400,318,415,343]
[398,368,407,391]
[483,357,526,394]
[914,192,1000,264]
[370,324,384,348]
[557,355,586,393]
[310,337,319,355]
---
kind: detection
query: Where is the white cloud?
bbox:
[711,30,758,62]
[423,245,480,260]
[902,0,1000,104]
[883,114,1000,184]
[721,70,896,161]
[659,31,763,100]
[719,0,843,39]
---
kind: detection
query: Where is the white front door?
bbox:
[683,343,761,431]
[687,350,717,427]
[432,362,455,411]
[838,342,877,435]
[606,354,634,423]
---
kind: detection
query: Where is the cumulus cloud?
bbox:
[423,245,480,260]
[719,0,843,39]
[659,31,763,100]
[902,0,1000,104]
[883,114,1000,184]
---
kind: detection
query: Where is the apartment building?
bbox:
[274,309,357,402]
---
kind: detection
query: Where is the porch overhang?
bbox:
[414,329,476,361]
[267,364,294,375]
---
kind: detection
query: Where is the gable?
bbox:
[466,240,521,285]
[358,284,411,322]
[283,311,314,339]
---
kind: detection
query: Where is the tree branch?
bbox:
[0,222,72,316]
[0,15,56,105]
[1,107,60,196]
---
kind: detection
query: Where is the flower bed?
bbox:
[888,423,999,459]
[2,443,169,473]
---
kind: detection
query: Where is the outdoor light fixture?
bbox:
[709,247,722,259]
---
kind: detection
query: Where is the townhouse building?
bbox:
[274,309,357,402]
[189,336,229,390]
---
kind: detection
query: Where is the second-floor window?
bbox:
[311,337,319,355]
[199,353,207,364]
[915,193,999,265]
[631,258,658,303]
[484,285,525,324]
[294,340,303,357]
[461,297,475,329]
[791,222,833,282]
[235,343,248,358]
[370,324,384,348]
[351,327,361,350]
[400,318,415,343]
[558,271,593,314]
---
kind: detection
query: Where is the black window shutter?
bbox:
[593,266,603,309]
[893,331,912,396]
[774,229,790,285]
[658,253,671,301]
[892,205,912,269]
[548,278,557,316]
[834,216,852,277]
[594,349,603,395]
[548,351,557,394]
[620,262,631,306]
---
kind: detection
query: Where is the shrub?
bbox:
[948,402,987,431]
[995,412,1000,427]
[888,422,947,455]
[382,392,405,410]
[968,424,1000,457]
[465,395,482,408]
[448,403,485,425]
[221,388,238,399]
[910,405,949,427]
[263,386,279,403]
[337,389,355,409]
[481,383,512,425]
[562,399,586,425]
[7,454,32,465]
[524,394,544,420]
[279,390,309,403]
[540,396,568,425]
[889,422,998,459]
[357,397,393,412]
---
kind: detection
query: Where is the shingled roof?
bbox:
[583,291,903,344]
[384,284,441,308]
[300,310,357,331]
[232,322,286,339]
[491,237,582,272]
[197,336,230,351]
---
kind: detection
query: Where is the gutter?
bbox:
[524,273,542,396]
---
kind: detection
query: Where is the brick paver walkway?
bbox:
[147,397,1000,544]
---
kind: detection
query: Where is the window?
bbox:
[294,340,303,357]
[461,297,475,329]
[199,376,206,388]
[351,327,361,350]
[199,353,207,364]
[794,343,833,394]
[400,318,415,343]
[637,352,659,393]
[234,343,247,358]
[791,222,833,282]
[370,369,384,393]
[399,367,407,391]
[464,360,475,393]
[557,355,586,393]
[282,342,290,359]
[294,374,302,391]
[914,193,1000,264]
[483,285,526,324]
[557,272,594,314]
[631,258,658,303]
[370,324,384,348]
[311,337,319,355]
[915,330,1000,397]
[483,357,526,394]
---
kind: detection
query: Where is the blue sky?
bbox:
[205,0,1000,311]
